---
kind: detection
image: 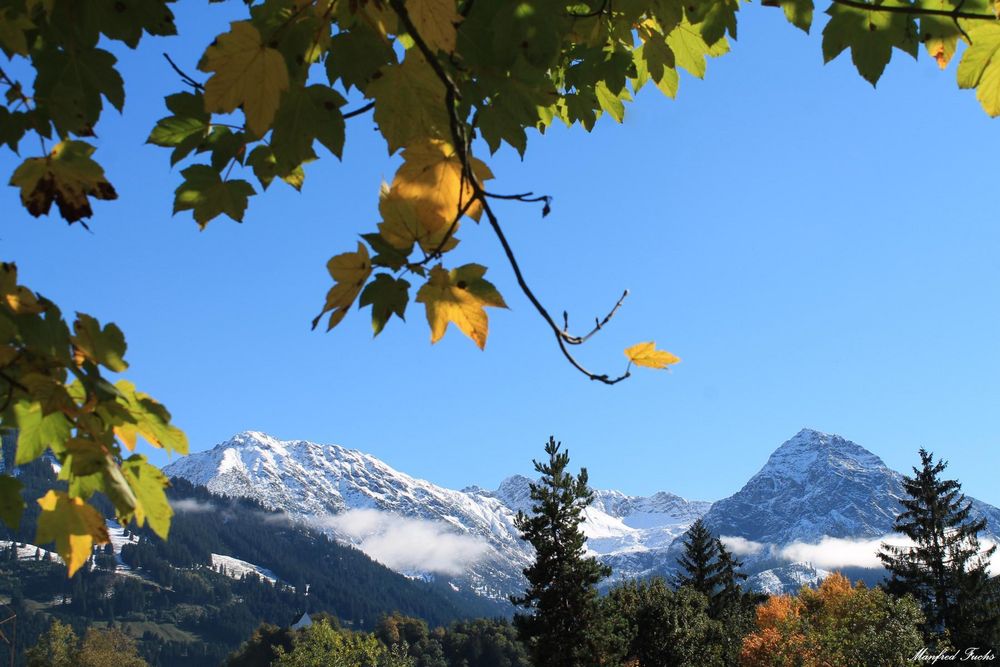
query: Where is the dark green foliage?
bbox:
[226,623,295,667]
[879,449,1000,650]
[676,519,755,621]
[676,519,723,595]
[603,580,730,667]
[511,436,611,667]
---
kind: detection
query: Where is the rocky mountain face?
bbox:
[164,429,1000,598]
[164,431,707,600]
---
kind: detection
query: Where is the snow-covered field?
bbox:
[210,553,279,584]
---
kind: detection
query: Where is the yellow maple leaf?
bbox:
[314,242,372,331]
[378,186,460,254]
[36,490,109,577]
[199,21,289,137]
[415,264,507,349]
[624,341,680,369]
[390,140,493,236]
[406,0,461,53]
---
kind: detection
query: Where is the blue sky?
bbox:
[4,3,1000,506]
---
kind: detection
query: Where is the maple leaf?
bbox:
[9,140,118,224]
[313,242,373,331]
[958,23,1000,116]
[406,0,462,53]
[199,21,289,137]
[390,140,494,236]
[624,341,681,369]
[378,186,461,254]
[121,455,172,540]
[173,165,255,227]
[113,380,189,454]
[416,264,507,349]
[368,55,451,154]
[360,273,410,335]
[36,490,110,576]
[71,313,128,372]
[0,477,24,531]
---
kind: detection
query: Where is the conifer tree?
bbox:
[512,436,611,667]
[879,449,999,649]
[676,520,725,593]
[712,540,750,618]
[676,520,751,620]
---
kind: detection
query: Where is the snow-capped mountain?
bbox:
[164,428,1000,598]
[703,428,1000,546]
[164,431,707,599]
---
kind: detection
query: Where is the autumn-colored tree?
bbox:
[77,626,149,667]
[274,619,413,667]
[2,0,999,565]
[740,573,924,667]
[24,618,77,667]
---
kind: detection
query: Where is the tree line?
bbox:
[16,436,1000,666]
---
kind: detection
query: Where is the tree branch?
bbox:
[163,53,204,91]
[386,0,632,384]
[827,0,996,20]
[342,101,375,119]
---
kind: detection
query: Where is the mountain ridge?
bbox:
[164,428,1000,597]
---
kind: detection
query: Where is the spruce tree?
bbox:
[676,520,724,596]
[676,520,751,620]
[878,448,999,649]
[512,436,611,667]
[711,539,749,618]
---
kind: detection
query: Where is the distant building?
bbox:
[291,612,312,630]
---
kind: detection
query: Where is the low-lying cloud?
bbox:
[720,535,766,556]
[771,534,1000,574]
[777,535,911,570]
[170,498,217,513]
[316,509,490,576]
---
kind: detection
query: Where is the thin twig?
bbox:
[163,53,205,91]
[829,0,994,20]
[342,101,375,119]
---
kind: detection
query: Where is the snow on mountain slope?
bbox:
[703,428,1000,546]
[164,432,710,598]
[165,428,1000,597]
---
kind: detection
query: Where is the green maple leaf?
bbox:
[0,477,24,530]
[33,46,125,136]
[822,2,918,86]
[173,164,255,227]
[360,273,411,336]
[271,84,346,172]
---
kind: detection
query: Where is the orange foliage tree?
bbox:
[740,573,924,667]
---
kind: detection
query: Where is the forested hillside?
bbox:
[0,452,503,667]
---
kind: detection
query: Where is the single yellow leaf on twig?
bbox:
[36,490,109,577]
[624,341,680,369]
[416,264,507,349]
[199,21,289,137]
[390,140,494,235]
[313,242,372,331]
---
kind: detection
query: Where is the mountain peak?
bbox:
[765,429,890,483]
